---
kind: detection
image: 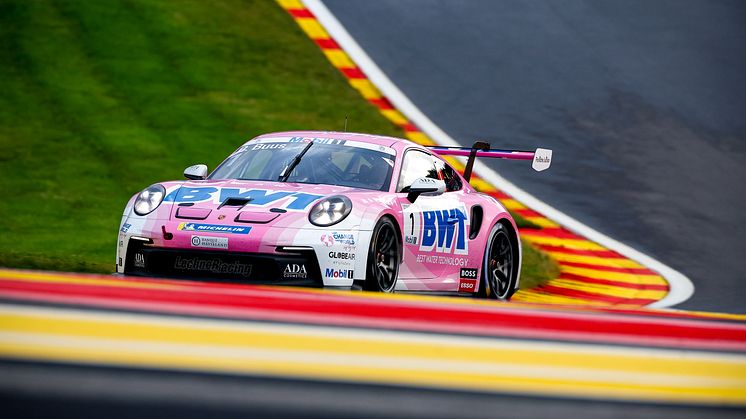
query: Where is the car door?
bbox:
[398,150,470,292]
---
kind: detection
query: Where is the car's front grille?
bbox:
[125,239,322,286]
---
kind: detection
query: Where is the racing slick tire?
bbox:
[478,222,518,300]
[363,217,400,292]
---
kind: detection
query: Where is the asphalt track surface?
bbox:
[322,0,746,313]
[3,361,745,419]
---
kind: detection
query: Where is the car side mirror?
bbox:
[407,177,445,202]
[184,164,208,180]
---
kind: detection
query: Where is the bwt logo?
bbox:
[165,187,322,210]
[325,268,353,279]
[419,207,469,255]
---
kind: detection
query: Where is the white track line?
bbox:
[304,0,694,308]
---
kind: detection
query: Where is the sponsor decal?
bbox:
[459,279,478,292]
[416,254,468,266]
[174,256,252,277]
[178,223,250,235]
[134,252,145,268]
[191,235,228,249]
[328,251,355,260]
[164,187,322,211]
[289,136,346,146]
[405,205,469,255]
[460,268,478,279]
[320,234,335,247]
[331,232,355,245]
[218,215,226,220]
[324,268,354,279]
[120,223,131,233]
[251,143,287,151]
[283,264,308,279]
[420,207,468,255]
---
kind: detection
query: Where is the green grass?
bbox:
[0,0,557,288]
[520,242,560,290]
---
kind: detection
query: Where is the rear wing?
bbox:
[428,141,552,181]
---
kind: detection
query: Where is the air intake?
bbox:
[218,197,251,209]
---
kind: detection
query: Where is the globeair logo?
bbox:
[419,207,469,255]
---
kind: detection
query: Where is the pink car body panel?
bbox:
[116,131,520,293]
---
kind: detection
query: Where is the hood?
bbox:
[162,179,371,223]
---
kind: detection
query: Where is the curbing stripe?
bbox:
[1,303,745,406]
[277,0,693,308]
[547,252,646,269]
[558,261,655,275]
[556,275,670,291]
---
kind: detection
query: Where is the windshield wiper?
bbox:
[278,141,314,182]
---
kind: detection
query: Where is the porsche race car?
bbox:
[116,131,551,300]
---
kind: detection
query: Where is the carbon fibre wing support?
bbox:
[429,142,553,181]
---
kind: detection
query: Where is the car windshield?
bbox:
[209,140,396,191]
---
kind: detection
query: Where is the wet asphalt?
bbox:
[323,0,746,313]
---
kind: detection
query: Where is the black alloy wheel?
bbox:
[481,223,517,300]
[364,218,400,292]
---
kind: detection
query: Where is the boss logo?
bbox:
[460,268,478,279]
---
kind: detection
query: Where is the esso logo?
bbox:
[459,279,477,292]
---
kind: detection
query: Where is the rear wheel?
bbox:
[364,218,400,292]
[479,222,518,300]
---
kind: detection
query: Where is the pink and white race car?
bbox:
[116,131,551,300]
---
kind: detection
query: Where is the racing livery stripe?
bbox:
[277,0,671,308]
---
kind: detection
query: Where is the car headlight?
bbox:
[133,184,166,216]
[308,195,352,226]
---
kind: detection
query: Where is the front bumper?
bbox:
[124,238,323,286]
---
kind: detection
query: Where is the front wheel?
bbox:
[479,222,518,300]
[363,217,400,292]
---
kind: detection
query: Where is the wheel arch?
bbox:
[479,217,523,298]
[379,213,403,264]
